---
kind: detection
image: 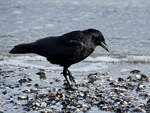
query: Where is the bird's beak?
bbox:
[100,42,109,52]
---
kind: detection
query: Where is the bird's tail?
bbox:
[9,43,35,54]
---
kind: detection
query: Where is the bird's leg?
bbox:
[67,69,76,83]
[63,67,72,89]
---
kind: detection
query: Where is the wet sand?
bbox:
[0,64,150,113]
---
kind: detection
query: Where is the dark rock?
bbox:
[115,108,123,113]
[141,74,149,82]
[36,71,47,79]
[18,77,32,85]
[147,99,150,105]
[130,69,141,74]
[2,90,7,95]
[133,108,146,113]
[118,77,124,82]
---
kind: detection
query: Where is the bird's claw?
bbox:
[69,75,76,83]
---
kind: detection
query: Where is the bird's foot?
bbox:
[63,82,76,91]
[69,75,76,83]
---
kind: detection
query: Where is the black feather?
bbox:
[9,28,108,89]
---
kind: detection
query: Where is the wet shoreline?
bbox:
[0,64,150,113]
[1,0,150,112]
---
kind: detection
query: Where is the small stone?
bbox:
[137,84,145,91]
[110,81,119,87]
[55,96,59,101]
[127,76,132,81]
[23,89,31,94]
[114,87,126,93]
[118,77,124,82]
[34,83,39,88]
[130,69,141,74]
[35,102,40,107]
[133,108,146,113]
[31,88,38,93]
[40,102,47,108]
[0,110,4,113]
[0,102,5,106]
[141,74,149,82]
[136,74,141,80]
[15,102,21,105]
[61,94,65,100]
[26,83,32,87]
[105,72,110,76]
[107,77,113,81]
[49,82,53,84]
[41,111,48,113]
[74,108,80,112]
[88,73,98,83]
[82,104,90,112]
[18,96,27,100]
[55,78,61,82]
[147,99,150,105]
[36,71,47,79]
[122,101,128,105]
[18,77,32,85]
[139,93,149,98]
[115,108,123,113]
[2,90,7,95]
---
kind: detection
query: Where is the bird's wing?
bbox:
[64,40,86,47]
[63,31,86,47]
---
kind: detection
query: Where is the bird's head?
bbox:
[85,29,109,52]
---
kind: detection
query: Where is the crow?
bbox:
[9,29,109,89]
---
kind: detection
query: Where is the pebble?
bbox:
[55,78,61,82]
[34,83,40,88]
[18,96,27,100]
[36,71,47,79]
[133,108,146,113]
[0,102,4,107]
[74,108,80,112]
[130,69,141,74]
[23,89,31,94]
[107,77,113,81]
[122,101,128,105]
[109,81,119,87]
[30,88,38,93]
[136,74,142,80]
[147,99,150,104]
[18,77,32,85]
[0,110,4,113]
[40,111,48,113]
[2,90,7,95]
[1,68,150,113]
[88,73,98,83]
[118,77,124,82]
[40,102,47,108]
[137,84,145,91]
[35,102,40,107]
[141,74,149,82]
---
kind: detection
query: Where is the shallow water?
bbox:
[0,0,150,113]
[1,0,150,71]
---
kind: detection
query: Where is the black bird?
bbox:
[9,29,109,89]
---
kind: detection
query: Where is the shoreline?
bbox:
[0,65,150,113]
